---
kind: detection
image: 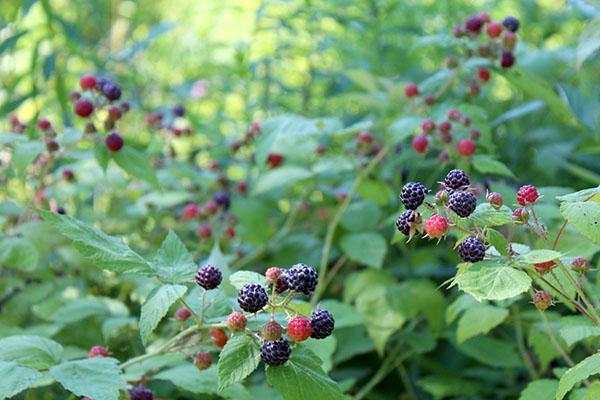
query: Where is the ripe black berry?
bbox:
[195,264,222,290]
[458,237,486,262]
[400,182,429,210]
[213,191,231,210]
[237,283,268,313]
[102,82,122,101]
[502,16,520,33]
[260,338,292,366]
[449,191,477,218]
[395,210,421,236]
[443,169,470,190]
[130,386,153,400]
[310,309,335,339]
[173,104,185,117]
[287,263,318,295]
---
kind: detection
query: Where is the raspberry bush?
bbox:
[1,2,600,400]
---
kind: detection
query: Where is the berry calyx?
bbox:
[105,132,124,152]
[287,316,312,342]
[517,185,539,206]
[263,321,284,340]
[512,207,530,223]
[534,261,556,274]
[487,192,504,209]
[457,139,476,156]
[572,257,590,274]
[260,338,291,366]
[226,311,248,332]
[444,169,470,190]
[486,22,503,38]
[449,191,477,217]
[74,99,94,118]
[502,16,520,33]
[79,74,96,90]
[286,263,318,295]
[195,264,222,290]
[533,290,552,311]
[211,328,228,348]
[404,83,419,97]
[458,237,486,263]
[193,352,212,370]
[400,182,429,210]
[267,153,284,168]
[182,203,199,219]
[424,214,449,239]
[88,345,109,358]
[412,135,429,153]
[174,307,192,322]
[238,283,269,313]
[130,386,153,400]
[310,308,335,339]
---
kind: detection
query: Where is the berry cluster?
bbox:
[181,191,238,243]
[145,104,193,138]
[412,109,480,160]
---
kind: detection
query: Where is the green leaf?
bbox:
[456,304,508,343]
[218,335,261,390]
[418,375,480,399]
[458,336,522,368]
[252,166,312,195]
[577,17,600,69]
[0,335,63,369]
[556,187,600,202]
[229,271,267,291]
[266,347,348,400]
[387,115,421,143]
[355,287,405,353]
[559,324,600,347]
[152,230,196,284]
[95,144,109,171]
[472,155,515,178]
[469,204,513,226]
[357,180,393,206]
[451,261,531,302]
[48,298,111,324]
[339,232,387,268]
[486,229,509,256]
[112,146,159,188]
[556,353,600,400]
[39,210,155,276]
[518,249,562,264]
[50,357,126,400]
[0,361,41,400]
[0,237,39,271]
[302,336,337,373]
[560,201,600,245]
[13,141,44,176]
[519,379,558,400]
[140,284,187,345]
[490,101,545,127]
[340,201,382,232]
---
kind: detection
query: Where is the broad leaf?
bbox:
[451,261,531,302]
[519,379,558,400]
[229,271,267,290]
[140,284,187,345]
[518,249,562,264]
[112,146,160,188]
[13,141,44,176]
[339,232,387,268]
[472,155,515,178]
[0,361,41,399]
[50,357,125,400]
[556,353,600,400]
[456,304,508,343]
[252,166,312,195]
[152,230,196,283]
[340,201,382,232]
[469,204,513,226]
[218,334,261,390]
[0,237,39,271]
[0,335,63,369]
[560,201,600,245]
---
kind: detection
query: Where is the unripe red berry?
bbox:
[447,109,461,121]
[357,131,373,144]
[251,120,261,133]
[501,51,516,68]
[457,139,476,156]
[404,83,419,97]
[37,118,51,130]
[316,143,327,155]
[202,200,219,216]
[211,328,228,348]
[412,135,428,153]
[438,131,452,144]
[465,15,483,33]
[512,207,529,223]
[533,290,552,311]
[534,261,556,274]
[183,203,199,219]
[477,68,491,82]
[287,316,312,342]
[84,122,96,133]
[453,24,466,37]
[193,352,212,370]
[46,140,59,152]
[469,83,481,96]
[437,151,449,162]
[197,224,212,239]
[88,345,109,358]
[105,132,124,152]
[9,114,20,126]
[237,181,248,193]
[438,120,452,133]
[263,321,284,341]
[225,226,235,240]
[79,74,96,90]
[478,12,491,23]
[63,169,74,182]
[487,192,503,209]
[517,185,539,206]
[108,106,123,121]
[145,112,163,126]
[421,119,435,133]
[424,214,448,239]
[469,128,481,140]
[267,153,284,168]
[226,311,248,332]
[503,32,517,50]
[572,257,590,274]
[74,99,94,118]
[487,22,503,38]
[230,141,242,153]
[120,101,130,112]
[174,307,192,321]
[445,56,459,69]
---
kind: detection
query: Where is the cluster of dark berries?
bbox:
[182,191,238,242]
[412,109,480,159]
[146,104,193,138]
[396,182,430,239]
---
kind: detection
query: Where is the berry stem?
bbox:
[510,305,539,379]
[534,298,575,368]
[556,261,600,326]
[312,146,388,306]
[551,220,569,250]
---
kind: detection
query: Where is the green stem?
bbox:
[511,305,539,379]
[556,261,600,326]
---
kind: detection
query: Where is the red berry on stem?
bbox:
[469,129,480,140]
[465,15,483,33]
[211,328,228,348]
[174,307,192,321]
[357,131,373,144]
[534,261,556,274]
[74,99,94,118]
[487,22,503,38]
[424,94,436,105]
[421,119,435,133]
[267,153,284,168]
[194,352,213,370]
[183,203,199,219]
[487,192,503,208]
[225,226,235,239]
[477,68,491,82]
[572,257,590,274]
[287,316,312,342]
[108,106,123,121]
[226,311,248,332]
[503,31,517,50]
[457,139,476,156]
[424,214,448,239]
[404,83,419,97]
[517,185,539,206]
[263,321,284,340]
[37,118,51,130]
[501,51,516,68]
[412,135,428,153]
[447,109,461,121]
[197,224,212,239]
[80,74,97,90]
[63,169,74,182]
[438,120,452,133]
[105,132,124,152]
[237,180,248,193]
[478,12,491,23]
[88,345,109,358]
[533,290,552,311]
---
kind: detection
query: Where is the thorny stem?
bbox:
[312,147,388,306]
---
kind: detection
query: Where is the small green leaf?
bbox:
[229,271,267,291]
[0,361,41,400]
[339,232,387,268]
[266,347,347,400]
[112,146,159,188]
[340,201,382,232]
[0,237,39,271]
[556,353,600,400]
[50,357,126,400]
[218,335,261,390]
[519,379,558,400]
[560,201,600,245]
[140,284,187,345]
[387,115,421,143]
[458,336,522,368]
[472,155,515,178]
[577,17,600,69]
[155,364,250,398]
[456,304,508,343]
[470,204,513,226]
[0,335,63,369]
[451,261,531,302]
[95,144,109,172]
[152,230,196,284]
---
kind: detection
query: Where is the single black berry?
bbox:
[238,283,268,313]
[502,16,520,33]
[400,182,429,210]
[195,264,222,290]
[130,386,153,400]
[449,191,477,217]
[102,82,122,101]
[213,191,231,210]
[287,263,318,295]
[443,169,470,190]
[458,237,486,262]
[396,210,420,236]
[310,309,335,339]
[173,104,186,117]
[260,338,291,366]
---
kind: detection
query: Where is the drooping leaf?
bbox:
[0,335,63,369]
[469,204,513,226]
[339,232,387,268]
[217,335,261,390]
[50,357,126,400]
[560,201,600,245]
[451,261,531,301]
[112,146,159,188]
[152,230,196,284]
[518,249,562,264]
[252,166,312,195]
[139,284,187,345]
[0,361,41,400]
[456,304,508,343]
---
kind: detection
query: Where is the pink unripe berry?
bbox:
[197,224,212,239]
[487,22,503,38]
[447,109,461,121]
[412,135,428,153]
[88,345,109,358]
[37,118,52,130]
[174,307,192,322]
[226,311,248,332]
[74,99,94,118]
[80,74,97,90]
[533,290,552,311]
[263,321,284,340]
[421,119,435,133]
[457,139,476,156]
[404,83,419,97]
[571,257,590,274]
[478,68,491,82]
[193,352,213,370]
[105,132,124,152]
[183,203,199,219]
[357,131,373,144]
[486,192,503,209]
[424,214,448,239]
